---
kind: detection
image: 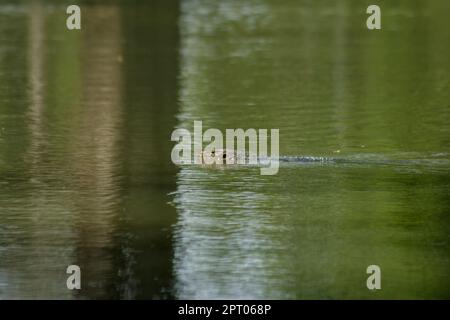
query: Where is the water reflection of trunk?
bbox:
[20,2,77,299]
[24,4,126,299]
[71,5,127,299]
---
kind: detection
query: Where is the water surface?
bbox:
[0,0,449,299]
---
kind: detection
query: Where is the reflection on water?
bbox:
[0,1,179,299]
[1,2,125,299]
[0,0,449,299]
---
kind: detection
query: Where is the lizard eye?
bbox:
[223,153,226,159]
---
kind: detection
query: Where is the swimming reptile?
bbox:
[196,148,449,169]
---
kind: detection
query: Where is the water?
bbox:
[0,0,449,299]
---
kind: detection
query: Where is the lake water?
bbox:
[0,0,449,299]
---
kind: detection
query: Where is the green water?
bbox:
[0,0,449,299]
